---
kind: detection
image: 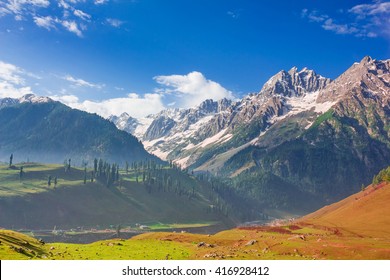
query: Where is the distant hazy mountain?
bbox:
[0,95,157,165]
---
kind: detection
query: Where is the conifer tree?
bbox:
[94,158,98,174]
[19,166,24,181]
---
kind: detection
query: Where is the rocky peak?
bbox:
[19,94,52,104]
[143,115,176,141]
[108,112,140,135]
[260,67,331,98]
[0,94,52,108]
[0,97,18,109]
[360,55,373,64]
[317,56,390,103]
[217,98,232,112]
[119,112,130,119]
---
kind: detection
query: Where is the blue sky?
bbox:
[0,0,389,117]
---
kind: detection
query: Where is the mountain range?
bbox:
[1,56,388,216]
[110,56,390,214]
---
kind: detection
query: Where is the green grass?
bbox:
[0,162,227,230]
[0,163,86,197]
[308,109,334,130]
[47,239,190,260]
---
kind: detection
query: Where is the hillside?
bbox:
[301,182,390,238]
[0,163,232,230]
[0,95,156,165]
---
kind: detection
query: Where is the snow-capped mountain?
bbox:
[0,94,52,109]
[110,57,390,205]
[108,112,141,136]
[110,98,233,160]
[110,65,334,166]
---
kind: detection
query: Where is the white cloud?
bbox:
[1,62,233,118]
[50,93,165,118]
[349,2,390,17]
[58,0,70,10]
[0,82,33,98]
[0,60,35,98]
[302,1,390,39]
[1,0,128,36]
[154,71,234,108]
[322,19,359,35]
[63,75,103,89]
[33,15,55,30]
[4,0,50,14]
[301,9,329,23]
[106,18,124,28]
[227,11,239,19]
[73,9,91,21]
[61,20,83,37]
[0,61,25,85]
[94,0,108,5]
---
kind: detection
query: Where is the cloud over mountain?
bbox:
[154,71,235,109]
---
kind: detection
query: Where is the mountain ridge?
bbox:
[0,97,158,165]
[109,56,390,214]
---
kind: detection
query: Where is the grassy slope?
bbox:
[301,182,390,238]
[0,163,226,229]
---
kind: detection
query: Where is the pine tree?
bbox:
[94,158,98,174]
[19,166,24,181]
[84,166,87,184]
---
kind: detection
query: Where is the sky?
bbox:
[0,0,389,118]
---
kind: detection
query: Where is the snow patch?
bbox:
[174,156,191,169]
[133,117,153,138]
[199,128,228,147]
[305,121,314,130]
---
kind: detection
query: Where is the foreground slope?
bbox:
[302,182,390,238]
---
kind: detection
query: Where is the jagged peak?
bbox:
[119,112,130,118]
[300,67,309,72]
[360,55,373,64]
[259,66,331,98]
[288,66,298,74]
[18,94,52,104]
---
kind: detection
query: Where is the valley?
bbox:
[1,178,390,260]
[1,56,390,260]
[0,162,233,235]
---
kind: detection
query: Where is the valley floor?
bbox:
[1,165,390,260]
[1,221,389,260]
